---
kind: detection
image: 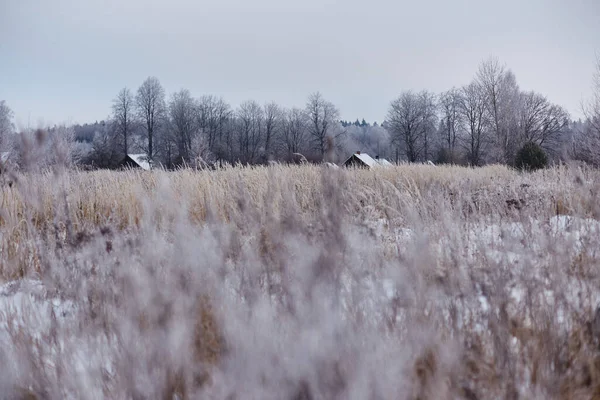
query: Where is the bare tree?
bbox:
[438,88,463,160]
[387,91,429,162]
[281,108,308,158]
[197,95,232,162]
[0,101,14,152]
[459,81,489,166]
[476,57,520,163]
[236,100,264,164]
[418,91,438,161]
[112,88,135,156]
[517,91,569,155]
[263,102,282,162]
[136,77,166,165]
[197,95,218,149]
[306,92,341,159]
[169,89,199,164]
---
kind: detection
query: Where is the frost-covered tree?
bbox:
[418,91,438,161]
[578,56,600,165]
[476,57,520,163]
[197,95,232,162]
[0,101,14,152]
[112,88,135,156]
[387,90,436,162]
[459,81,489,166]
[136,77,166,165]
[88,121,122,168]
[387,91,423,162]
[169,89,199,164]
[235,100,264,164]
[280,107,308,159]
[263,102,282,162]
[367,124,392,159]
[15,125,78,171]
[343,124,392,161]
[438,88,463,162]
[516,91,569,158]
[306,92,342,159]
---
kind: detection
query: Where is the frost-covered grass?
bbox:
[1,163,600,399]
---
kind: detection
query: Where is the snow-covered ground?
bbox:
[0,279,76,334]
[364,214,600,323]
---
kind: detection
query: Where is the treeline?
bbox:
[81,86,358,169]
[1,56,599,170]
[70,83,396,169]
[387,58,574,166]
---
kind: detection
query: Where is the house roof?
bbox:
[126,154,151,170]
[376,158,393,167]
[343,152,393,168]
[344,152,377,168]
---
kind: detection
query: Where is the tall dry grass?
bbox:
[0,162,600,399]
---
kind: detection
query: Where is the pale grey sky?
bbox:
[1,0,599,128]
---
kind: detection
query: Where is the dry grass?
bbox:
[1,162,600,398]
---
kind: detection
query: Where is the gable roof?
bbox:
[355,153,377,167]
[343,152,393,168]
[124,154,151,170]
[344,152,377,168]
[375,158,393,167]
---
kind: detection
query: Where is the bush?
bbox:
[515,142,548,171]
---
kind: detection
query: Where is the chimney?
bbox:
[375,155,379,159]
[356,151,361,155]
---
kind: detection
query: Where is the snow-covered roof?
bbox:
[127,154,151,170]
[355,153,377,167]
[343,152,393,168]
[344,152,376,168]
[375,158,393,167]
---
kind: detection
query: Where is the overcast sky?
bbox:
[1,0,599,128]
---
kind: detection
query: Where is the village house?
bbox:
[343,151,392,168]
[118,154,151,171]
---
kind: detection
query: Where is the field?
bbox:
[1,163,600,399]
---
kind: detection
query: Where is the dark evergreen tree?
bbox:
[515,142,548,171]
